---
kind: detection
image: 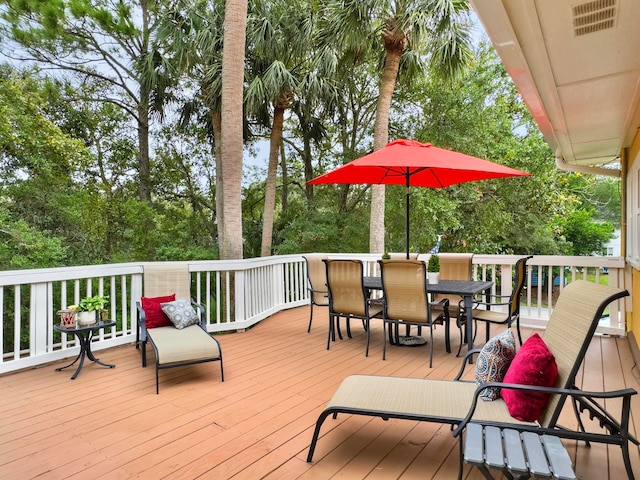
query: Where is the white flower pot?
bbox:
[77,310,97,326]
[427,272,440,284]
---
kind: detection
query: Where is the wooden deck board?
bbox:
[0,305,638,479]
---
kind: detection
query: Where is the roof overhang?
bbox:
[470,0,640,172]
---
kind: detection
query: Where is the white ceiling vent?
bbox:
[572,0,617,36]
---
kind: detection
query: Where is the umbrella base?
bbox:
[397,336,427,346]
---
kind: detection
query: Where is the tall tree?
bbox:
[323,0,472,253]
[220,0,248,259]
[154,0,227,253]
[0,0,171,202]
[245,0,336,256]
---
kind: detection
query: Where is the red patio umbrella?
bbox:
[308,139,531,257]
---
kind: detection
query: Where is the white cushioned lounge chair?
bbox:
[136,263,224,394]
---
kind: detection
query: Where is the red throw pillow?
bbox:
[141,294,175,329]
[500,333,558,421]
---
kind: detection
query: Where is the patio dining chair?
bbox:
[303,254,329,333]
[378,259,449,368]
[471,255,532,345]
[428,253,473,355]
[323,259,383,356]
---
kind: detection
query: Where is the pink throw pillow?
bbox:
[141,294,176,329]
[500,333,558,421]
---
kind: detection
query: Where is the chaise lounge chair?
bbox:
[136,263,224,394]
[306,280,637,479]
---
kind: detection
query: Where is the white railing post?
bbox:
[235,270,246,325]
[31,283,49,356]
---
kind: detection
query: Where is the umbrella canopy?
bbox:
[308,139,531,257]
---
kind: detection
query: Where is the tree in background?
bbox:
[0,67,86,268]
[220,0,248,260]
[0,0,173,202]
[320,0,473,254]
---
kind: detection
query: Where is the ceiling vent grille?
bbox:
[572,0,617,36]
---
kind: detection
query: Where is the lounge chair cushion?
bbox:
[475,329,516,401]
[142,294,175,328]
[501,333,558,421]
[147,325,220,364]
[161,298,200,330]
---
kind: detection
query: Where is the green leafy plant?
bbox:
[427,254,440,272]
[382,251,391,260]
[69,295,109,312]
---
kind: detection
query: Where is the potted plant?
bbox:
[427,254,440,284]
[69,295,109,326]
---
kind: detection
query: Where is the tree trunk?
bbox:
[303,133,313,202]
[220,0,247,260]
[137,85,152,203]
[369,46,403,254]
[280,141,288,212]
[211,109,224,255]
[261,105,285,257]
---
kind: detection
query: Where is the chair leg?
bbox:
[327,315,333,350]
[457,319,469,357]
[307,302,314,333]
[382,321,388,360]
[428,324,433,368]
[365,319,370,357]
[457,435,465,480]
[346,318,352,338]
[444,317,451,353]
[142,341,147,367]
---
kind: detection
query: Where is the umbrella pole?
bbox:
[405,175,410,260]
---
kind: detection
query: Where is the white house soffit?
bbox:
[471,0,640,167]
[470,0,565,159]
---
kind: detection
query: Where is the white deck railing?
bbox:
[0,254,628,374]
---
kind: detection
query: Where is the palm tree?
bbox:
[220,0,248,259]
[154,0,227,252]
[322,0,473,253]
[245,0,333,256]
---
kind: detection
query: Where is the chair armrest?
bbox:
[452,382,638,443]
[136,301,148,341]
[190,298,207,330]
[472,294,511,308]
[453,348,483,380]
[430,298,450,320]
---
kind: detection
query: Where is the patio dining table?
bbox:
[363,277,493,355]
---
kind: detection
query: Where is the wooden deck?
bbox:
[2,306,640,479]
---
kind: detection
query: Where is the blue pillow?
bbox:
[161,298,200,330]
[475,329,516,401]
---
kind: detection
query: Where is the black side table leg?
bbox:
[55,331,87,380]
[85,330,115,369]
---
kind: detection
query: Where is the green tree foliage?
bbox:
[0,0,175,202]
[391,43,579,255]
[559,207,614,255]
[0,67,88,268]
[0,10,622,268]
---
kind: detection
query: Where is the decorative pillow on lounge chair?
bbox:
[161,298,200,330]
[500,333,558,421]
[475,329,516,401]
[141,294,176,329]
